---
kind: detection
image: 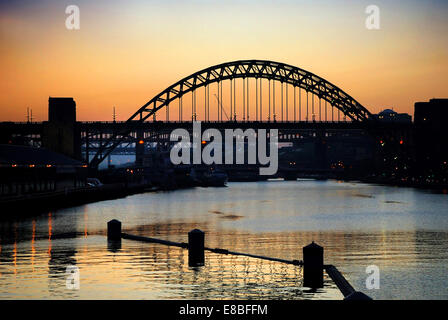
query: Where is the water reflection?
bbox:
[0,181,447,299]
[107,240,122,253]
[104,238,337,300]
[47,213,52,257]
[31,220,36,273]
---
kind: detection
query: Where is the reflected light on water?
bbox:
[31,220,36,273]
[0,181,447,299]
[47,213,52,257]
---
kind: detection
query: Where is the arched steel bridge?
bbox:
[90,59,373,168]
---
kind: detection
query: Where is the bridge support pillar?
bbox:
[315,130,327,171]
[85,127,89,163]
[135,128,144,167]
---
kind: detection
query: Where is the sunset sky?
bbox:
[0,0,447,121]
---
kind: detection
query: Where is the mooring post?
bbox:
[107,219,122,241]
[303,241,324,288]
[188,229,205,267]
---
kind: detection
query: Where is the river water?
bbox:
[1,180,447,300]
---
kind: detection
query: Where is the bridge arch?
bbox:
[90,60,372,167]
[129,59,371,123]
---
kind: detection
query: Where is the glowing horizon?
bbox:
[0,0,447,122]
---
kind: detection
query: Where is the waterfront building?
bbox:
[414,99,448,180]
[374,109,412,123]
[42,97,81,160]
[0,144,87,197]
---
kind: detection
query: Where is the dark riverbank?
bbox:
[359,176,448,193]
[2,174,446,220]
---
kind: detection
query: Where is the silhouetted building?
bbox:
[42,97,81,160]
[48,97,76,123]
[414,99,448,180]
[0,144,87,197]
[374,109,412,123]
[414,99,448,126]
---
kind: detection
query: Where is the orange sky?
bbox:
[0,0,447,122]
